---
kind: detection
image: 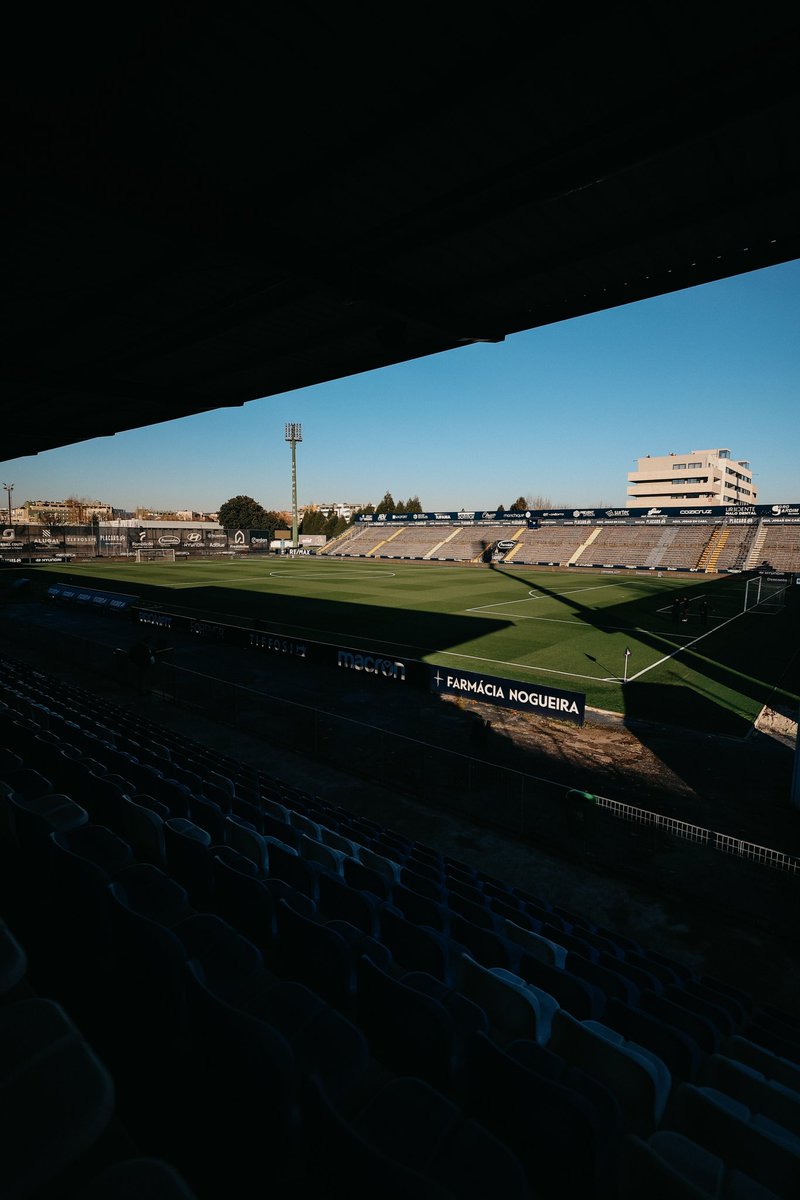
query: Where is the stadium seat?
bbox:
[602,996,702,1083]
[619,1129,783,1199]
[0,920,28,1000]
[549,1010,671,1133]
[515,952,607,1021]
[163,817,216,906]
[459,953,542,1045]
[76,1157,201,1200]
[316,870,383,937]
[391,882,450,933]
[266,837,321,901]
[0,997,116,1200]
[400,969,490,1047]
[299,831,347,876]
[188,793,226,843]
[448,914,518,978]
[698,1053,800,1137]
[378,906,452,983]
[343,855,394,903]
[567,951,641,1006]
[356,955,462,1093]
[665,1082,800,1198]
[223,813,269,871]
[121,796,167,866]
[499,917,567,967]
[275,896,358,1011]
[300,1071,531,1199]
[359,845,402,885]
[723,1036,800,1096]
[463,1028,620,1197]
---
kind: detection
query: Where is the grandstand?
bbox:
[321,510,800,577]
[2,640,800,1199]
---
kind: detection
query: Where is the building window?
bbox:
[672,463,687,469]
[687,461,702,468]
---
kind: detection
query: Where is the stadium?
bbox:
[2,14,800,1200]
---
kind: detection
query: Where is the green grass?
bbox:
[37,557,799,735]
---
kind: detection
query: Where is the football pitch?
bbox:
[40,558,799,735]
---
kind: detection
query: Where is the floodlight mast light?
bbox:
[2,483,13,527]
[284,424,303,550]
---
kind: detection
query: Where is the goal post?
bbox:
[743,572,788,614]
[134,546,176,563]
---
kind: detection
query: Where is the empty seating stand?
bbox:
[1,650,798,1199]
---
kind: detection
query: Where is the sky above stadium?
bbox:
[3,258,799,515]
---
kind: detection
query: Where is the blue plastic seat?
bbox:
[391,883,450,933]
[276,897,358,1011]
[163,817,215,906]
[463,1028,619,1196]
[356,955,461,1092]
[515,952,606,1021]
[300,1071,531,1199]
[379,907,452,983]
[316,870,382,937]
[0,998,116,1200]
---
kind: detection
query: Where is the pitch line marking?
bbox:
[438,650,613,684]
[625,608,745,682]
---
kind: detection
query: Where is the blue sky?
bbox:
[3,259,799,515]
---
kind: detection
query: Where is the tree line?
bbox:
[216,491,593,542]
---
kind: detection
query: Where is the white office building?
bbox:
[627,448,757,507]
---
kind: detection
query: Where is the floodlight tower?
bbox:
[2,482,13,527]
[284,423,302,551]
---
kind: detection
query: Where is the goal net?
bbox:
[135,546,176,563]
[743,573,788,614]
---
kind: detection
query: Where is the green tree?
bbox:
[374,491,395,515]
[300,507,326,535]
[218,495,269,529]
[496,504,506,513]
[510,496,528,511]
[324,513,348,539]
[261,510,283,535]
[405,496,423,513]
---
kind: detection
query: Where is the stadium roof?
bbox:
[5,9,800,462]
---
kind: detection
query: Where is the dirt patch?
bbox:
[754,702,798,750]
